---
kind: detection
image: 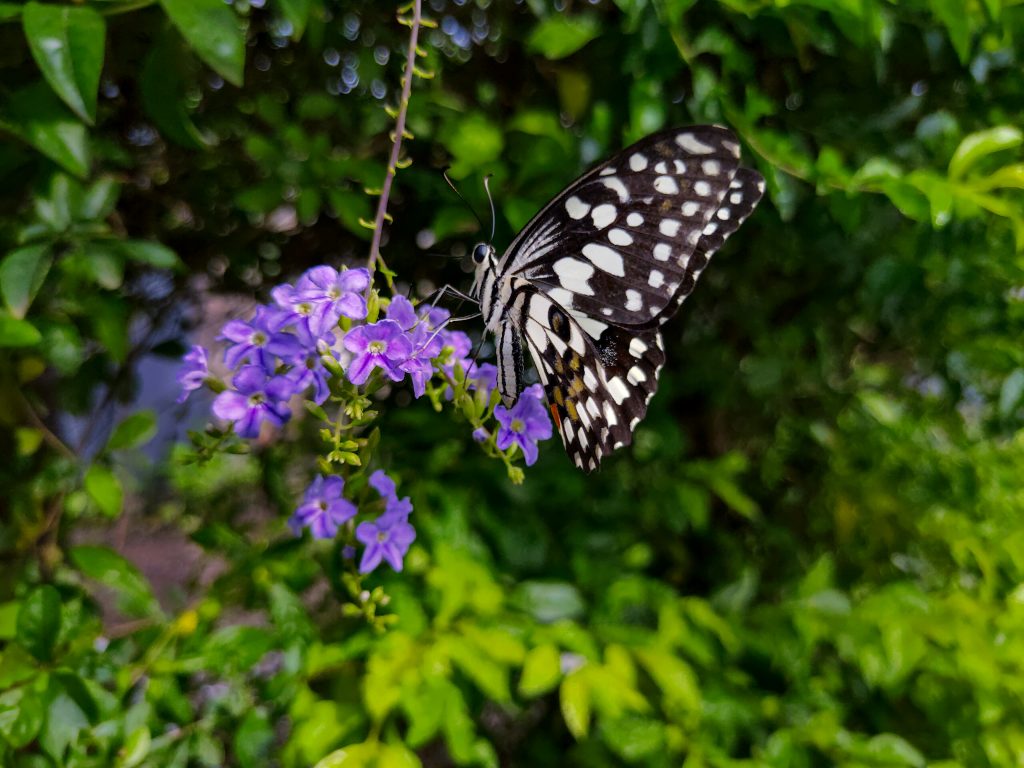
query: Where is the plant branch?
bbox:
[366,0,423,279]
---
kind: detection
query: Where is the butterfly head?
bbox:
[469,241,498,302]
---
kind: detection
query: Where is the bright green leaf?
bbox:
[0,244,52,319]
[108,410,158,452]
[949,125,1022,180]
[118,726,151,768]
[519,643,562,697]
[84,464,123,517]
[159,0,246,87]
[527,14,600,59]
[560,671,591,739]
[115,239,182,269]
[22,2,106,124]
[0,315,43,347]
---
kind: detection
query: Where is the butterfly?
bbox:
[468,125,764,472]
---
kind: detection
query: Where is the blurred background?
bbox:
[3,0,1024,765]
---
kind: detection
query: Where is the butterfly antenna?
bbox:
[442,168,487,234]
[483,174,497,243]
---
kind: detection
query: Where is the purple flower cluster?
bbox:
[290,470,415,574]
[178,264,502,438]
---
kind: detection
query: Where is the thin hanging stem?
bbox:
[367,0,423,278]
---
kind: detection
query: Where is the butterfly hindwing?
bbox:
[517,289,665,472]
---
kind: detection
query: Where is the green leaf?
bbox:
[863,733,926,766]
[527,14,600,59]
[70,546,161,618]
[79,177,120,220]
[22,2,106,124]
[0,244,52,319]
[84,464,123,517]
[115,239,182,269]
[117,726,151,768]
[519,643,562,697]
[0,687,44,748]
[108,410,158,451]
[81,242,125,290]
[0,643,39,688]
[39,678,90,760]
[159,0,246,87]
[0,82,90,177]
[633,648,701,715]
[446,636,511,703]
[16,585,61,662]
[1001,369,1024,418]
[560,671,591,739]
[141,29,217,149]
[234,709,273,768]
[949,126,1022,180]
[0,315,43,347]
[512,581,586,622]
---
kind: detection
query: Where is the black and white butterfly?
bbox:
[468,125,764,472]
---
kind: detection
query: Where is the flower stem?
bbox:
[366,0,423,280]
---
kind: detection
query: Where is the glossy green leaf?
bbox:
[116,239,182,269]
[0,82,90,177]
[84,464,123,517]
[560,671,591,739]
[0,688,44,748]
[108,410,158,451]
[159,0,246,87]
[22,2,106,124]
[519,643,562,697]
[16,585,61,662]
[0,244,52,319]
[527,14,600,59]
[141,29,217,149]
[0,315,43,347]
[70,545,161,617]
[949,126,1022,179]
[117,726,151,768]
[81,242,125,290]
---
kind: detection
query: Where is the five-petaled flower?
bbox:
[212,365,293,438]
[343,320,413,385]
[290,475,357,539]
[297,266,370,333]
[493,384,553,466]
[356,513,416,573]
[219,306,305,370]
[176,345,209,403]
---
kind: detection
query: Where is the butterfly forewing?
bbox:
[504,126,750,329]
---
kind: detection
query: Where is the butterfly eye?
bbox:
[472,243,490,264]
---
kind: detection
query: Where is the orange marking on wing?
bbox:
[550,404,562,433]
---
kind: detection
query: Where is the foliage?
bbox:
[2,0,1024,766]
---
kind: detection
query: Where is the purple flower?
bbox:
[212,365,294,438]
[472,427,489,442]
[386,295,419,331]
[343,320,413,385]
[370,469,413,517]
[270,283,324,338]
[466,362,498,397]
[219,306,304,371]
[297,266,369,332]
[356,514,416,573]
[176,345,209,403]
[493,383,553,466]
[290,475,357,539]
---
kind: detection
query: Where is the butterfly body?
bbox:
[469,126,764,472]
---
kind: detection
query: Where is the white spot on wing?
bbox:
[547,287,575,309]
[566,196,590,220]
[702,159,721,175]
[553,257,596,295]
[629,153,648,171]
[625,289,642,312]
[591,204,617,229]
[629,338,648,357]
[653,243,671,261]
[576,315,607,339]
[627,366,647,384]
[730,191,743,204]
[659,219,681,237]
[681,201,701,217]
[600,166,617,176]
[584,368,598,391]
[654,176,679,195]
[608,228,633,246]
[602,177,629,202]
[607,377,630,404]
[627,212,643,226]
[654,161,667,174]
[694,181,712,196]
[717,207,731,220]
[648,270,664,288]
[676,133,715,154]
[703,222,718,236]
[582,243,625,276]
